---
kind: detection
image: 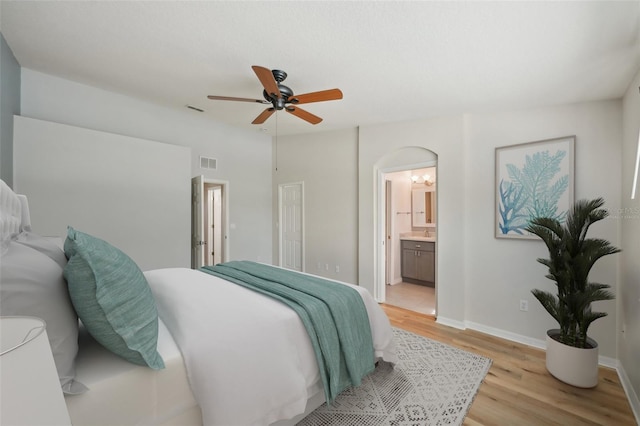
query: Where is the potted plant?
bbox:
[526,197,620,388]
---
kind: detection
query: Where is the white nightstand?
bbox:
[0,316,71,425]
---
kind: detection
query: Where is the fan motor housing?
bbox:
[262,69,293,110]
[263,86,293,110]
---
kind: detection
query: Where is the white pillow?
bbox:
[16,232,67,268]
[17,195,32,232]
[0,241,87,394]
[0,180,22,254]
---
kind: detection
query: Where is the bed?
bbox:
[0,180,397,425]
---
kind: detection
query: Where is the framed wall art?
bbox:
[495,135,575,239]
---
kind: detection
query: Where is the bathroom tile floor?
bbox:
[385,282,436,316]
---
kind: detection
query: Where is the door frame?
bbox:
[278,181,305,271]
[385,179,392,285]
[375,160,437,303]
[192,176,230,268]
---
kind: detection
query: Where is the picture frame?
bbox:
[495,135,575,239]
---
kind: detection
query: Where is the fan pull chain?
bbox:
[275,110,279,172]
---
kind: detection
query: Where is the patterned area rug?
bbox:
[298,328,492,426]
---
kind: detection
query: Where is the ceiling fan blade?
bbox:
[252,108,275,124]
[286,106,322,125]
[252,65,281,98]
[289,88,343,105]
[207,95,269,104]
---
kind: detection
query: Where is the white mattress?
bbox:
[65,318,200,425]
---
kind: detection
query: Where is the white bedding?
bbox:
[65,319,200,425]
[145,267,397,426]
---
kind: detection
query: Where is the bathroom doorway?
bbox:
[380,164,437,316]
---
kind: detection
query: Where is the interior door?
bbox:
[204,186,222,266]
[279,182,304,271]
[385,180,392,285]
[205,186,213,265]
[191,175,205,269]
[212,186,222,265]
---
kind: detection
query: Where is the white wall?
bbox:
[464,101,622,358]
[620,69,640,413]
[14,116,191,271]
[358,116,465,318]
[19,69,273,264]
[272,128,358,283]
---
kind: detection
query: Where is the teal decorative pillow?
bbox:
[63,227,164,369]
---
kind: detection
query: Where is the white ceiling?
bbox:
[2,1,639,136]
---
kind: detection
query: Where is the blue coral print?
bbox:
[499,150,569,235]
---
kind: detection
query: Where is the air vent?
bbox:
[200,156,217,170]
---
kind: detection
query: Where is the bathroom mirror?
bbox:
[412,188,436,227]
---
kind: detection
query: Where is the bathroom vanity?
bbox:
[400,236,435,285]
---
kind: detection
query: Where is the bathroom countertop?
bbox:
[399,235,436,242]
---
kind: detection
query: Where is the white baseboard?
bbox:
[617,363,640,425]
[598,355,619,369]
[464,320,547,351]
[440,319,618,368]
[435,316,465,330]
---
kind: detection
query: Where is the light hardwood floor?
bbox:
[381,304,637,426]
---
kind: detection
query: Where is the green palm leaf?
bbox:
[526,198,620,348]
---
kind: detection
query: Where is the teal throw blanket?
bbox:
[201,261,375,403]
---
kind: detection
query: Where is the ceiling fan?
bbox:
[207,66,343,125]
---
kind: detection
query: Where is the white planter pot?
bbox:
[545,329,599,388]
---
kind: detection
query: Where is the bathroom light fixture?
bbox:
[423,174,434,186]
[411,174,435,186]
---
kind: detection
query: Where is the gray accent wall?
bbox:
[0,32,20,187]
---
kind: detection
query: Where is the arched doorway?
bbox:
[374,147,438,315]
